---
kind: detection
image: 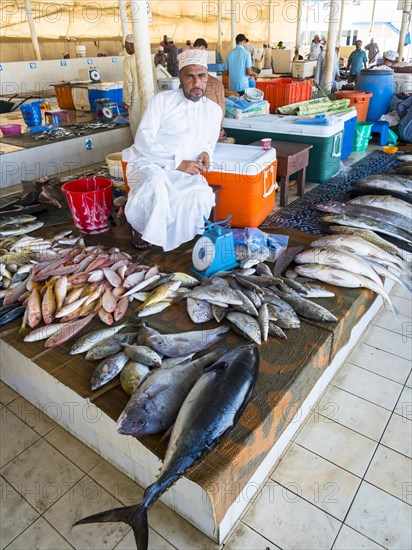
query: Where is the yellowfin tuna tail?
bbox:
[74,504,148,550]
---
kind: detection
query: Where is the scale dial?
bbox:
[192,236,216,271]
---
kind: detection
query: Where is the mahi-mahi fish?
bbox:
[74,345,260,550]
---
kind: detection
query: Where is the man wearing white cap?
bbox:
[125,49,222,251]
[123,34,140,137]
[371,50,398,71]
[154,45,167,68]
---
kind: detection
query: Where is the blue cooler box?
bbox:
[223,114,344,183]
[333,108,357,160]
[88,82,123,112]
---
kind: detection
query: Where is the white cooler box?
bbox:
[223,114,344,183]
[292,60,318,78]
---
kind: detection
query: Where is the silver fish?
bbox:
[268,322,287,339]
[85,333,138,361]
[120,361,150,396]
[226,312,262,344]
[317,201,411,235]
[147,326,229,357]
[122,344,162,367]
[258,303,269,342]
[311,235,406,270]
[90,351,129,391]
[263,292,301,330]
[299,284,335,298]
[0,221,44,237]
[295,264,397,316]
[70,323,133,355]
[354,174,412,195]
[275,290,338,322]
[295,247,383,287]
[186,297,214,324]
[0,214,37,228]
[348,195,412,220]
[320,214,411,244]
[189,284,243,305]
[212,303,227,323]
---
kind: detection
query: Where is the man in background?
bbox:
[315,43,340,90]
[154,45,167,67]
[180,40,193,53]
[166,37,179,76]
[309,35,322,60]
[346,40,368,84]
[365,38,380,66]
[122,34,140,137]
[244,39,255,59]
[193,38,226,138]
[262,44,273,69]
[225,34,259,96]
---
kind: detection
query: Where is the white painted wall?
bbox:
[0,56,125,96]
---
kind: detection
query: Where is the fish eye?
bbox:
[138,419,146,426]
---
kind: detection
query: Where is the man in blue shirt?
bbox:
[346,40,368,84]
[225,34,259,95]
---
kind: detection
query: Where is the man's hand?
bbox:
[176,160,206,175]
[197,151,210,171]
[122,103,129,111]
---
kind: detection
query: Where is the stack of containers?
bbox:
[256,78,313,114]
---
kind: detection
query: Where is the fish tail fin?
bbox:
[74,504,149,550]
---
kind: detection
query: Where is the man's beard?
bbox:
[182,88,204,102]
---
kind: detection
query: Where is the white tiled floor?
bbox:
[1,283,410,550]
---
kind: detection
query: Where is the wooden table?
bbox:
[250,140,313,207]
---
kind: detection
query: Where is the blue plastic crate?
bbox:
[208,63,224,75]
[88,83,123,112]
[333,108,357,160]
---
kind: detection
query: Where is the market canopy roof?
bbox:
[0,0,275,41]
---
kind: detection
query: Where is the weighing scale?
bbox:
[95,98,120,120]
[192,216,238,279]
[89,67,101,83]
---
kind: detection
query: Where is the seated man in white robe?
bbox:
[125,49,222,251]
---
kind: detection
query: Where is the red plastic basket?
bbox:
[256,78,313,114]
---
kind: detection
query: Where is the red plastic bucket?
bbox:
[62,177,113,234]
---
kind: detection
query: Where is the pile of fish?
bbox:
[69,322,228,393]
[182,251,339,346]
[316,157,412,253]
[0,229,86,327]
[0,215,44,240]
[0,226,200,340]
[74,344,260,550]
[293,234,411,315]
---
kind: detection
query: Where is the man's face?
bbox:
[355,41,362,50]
[125,41,134,55]
[179,64,208,102]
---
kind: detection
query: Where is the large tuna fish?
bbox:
[74,345,260,550]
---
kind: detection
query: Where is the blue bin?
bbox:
[20,101,43,127]
[88,83,123,112]
[208,63,224,75]
[355,69,394,122]
[333,108,357,160]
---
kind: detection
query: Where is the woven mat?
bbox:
[261,149,403,234]
[0,221,377,526]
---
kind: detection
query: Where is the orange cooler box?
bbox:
[206,143,277,227]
